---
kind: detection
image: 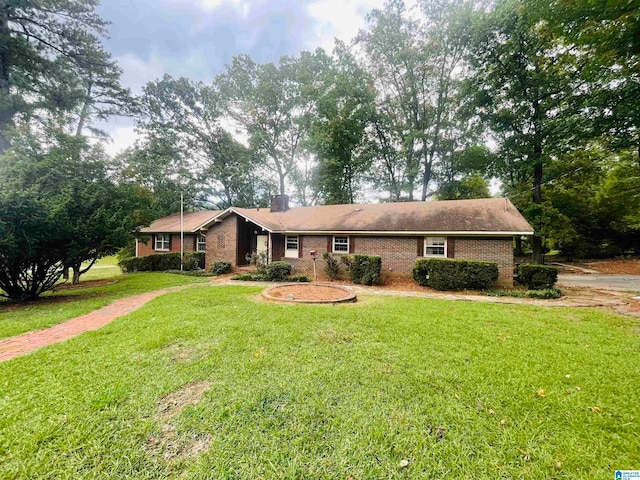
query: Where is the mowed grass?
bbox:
[0,286,638,478]
[0,272,207,339]
[78,255,121,281]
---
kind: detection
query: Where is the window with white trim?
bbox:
[425,236,446,257]
[155,234,170,251]
[197,234,206,252]
[285,235,299,258]
[333,236,349,253]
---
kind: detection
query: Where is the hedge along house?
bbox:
[136,196,534,285]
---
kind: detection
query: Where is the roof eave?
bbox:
[277,230,535,236]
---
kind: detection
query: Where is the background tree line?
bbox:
[0,0,638,299]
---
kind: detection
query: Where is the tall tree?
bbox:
[551,0,640,167]
[217,54,311,196]
[0,126,133,295]
[358,0,473,201]
[0,0,125,152]
[137,75,266,209]
[467,0,586,263]
[302,44,375,204]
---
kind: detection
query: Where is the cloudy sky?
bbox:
[96,0,388,155]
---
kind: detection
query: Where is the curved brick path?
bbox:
[0,284,198,363]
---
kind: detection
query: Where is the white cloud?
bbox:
[306,0,384,51]
[115,53,167,93]
[103,125,142,156]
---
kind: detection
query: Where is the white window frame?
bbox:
[196,234,206,252]
[155,234,170,251]
[332,236,349,254]
[424,236,447,257]
[285,235,299,258]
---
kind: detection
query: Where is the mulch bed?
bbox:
[268,285,351,301]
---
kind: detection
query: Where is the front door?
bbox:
[256,235,268,257]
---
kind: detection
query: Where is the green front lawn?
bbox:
[0,286,638,478]
[0,272,207,340]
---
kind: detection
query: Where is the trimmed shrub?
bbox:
[342,254,382,286]
[413,258,499,291]
[287,275,311,283]
[232,273,268,281]
[517,264,558,290]
[322,252,341,280]
[190,252,205,269]
[484,288,562,299]
[165,270,212,277]
[118,252,203,273]
[211,261,232,276]
[266,261,293,282]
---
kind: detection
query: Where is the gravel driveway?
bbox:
[558,274,640,292]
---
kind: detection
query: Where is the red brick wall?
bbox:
[137,234,196,257]
[281,235,331,278]
[277,235,419,281]
[204,215,238,268]
[454,237,514,285]
[275,234,514,285]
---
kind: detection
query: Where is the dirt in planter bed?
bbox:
[268,285,351,302]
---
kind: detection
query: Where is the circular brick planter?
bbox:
[261,283,357,304]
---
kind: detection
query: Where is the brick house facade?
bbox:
[136,197,533,286]
[136,234,199,257]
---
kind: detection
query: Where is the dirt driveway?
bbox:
[558,274,640,292]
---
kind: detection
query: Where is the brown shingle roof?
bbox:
[139,210,221,233]
[232,198,533,234]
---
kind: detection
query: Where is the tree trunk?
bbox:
[0,0,12,154]
[421,158,433,202]
[531,160,544,264]
[75,81,93,137]
[514,236,523,257]
[72,264,81,284]
[531,94,544,265]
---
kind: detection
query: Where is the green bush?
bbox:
[211,261,232,276]
[484,288,562,299]
[413,258,499,291]
[232,273,268,281]
[246,251,268,274]
[322,252,341,280]
[231,271,309,283]
[165,270,212,277]
[287,275,311,283]
[266,261,293,282]
[341,254,382,286]
[118,252,204,273]
[517,264,558,290]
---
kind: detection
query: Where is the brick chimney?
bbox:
[270,194,289,212]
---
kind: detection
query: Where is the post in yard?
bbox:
[180,192,184,271]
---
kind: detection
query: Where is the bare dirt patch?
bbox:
[263,284,356,303]
[147,381,212,462]
[556,258,640,275]
[162,343,199,363]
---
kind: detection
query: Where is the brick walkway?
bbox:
[0,284,197,363]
